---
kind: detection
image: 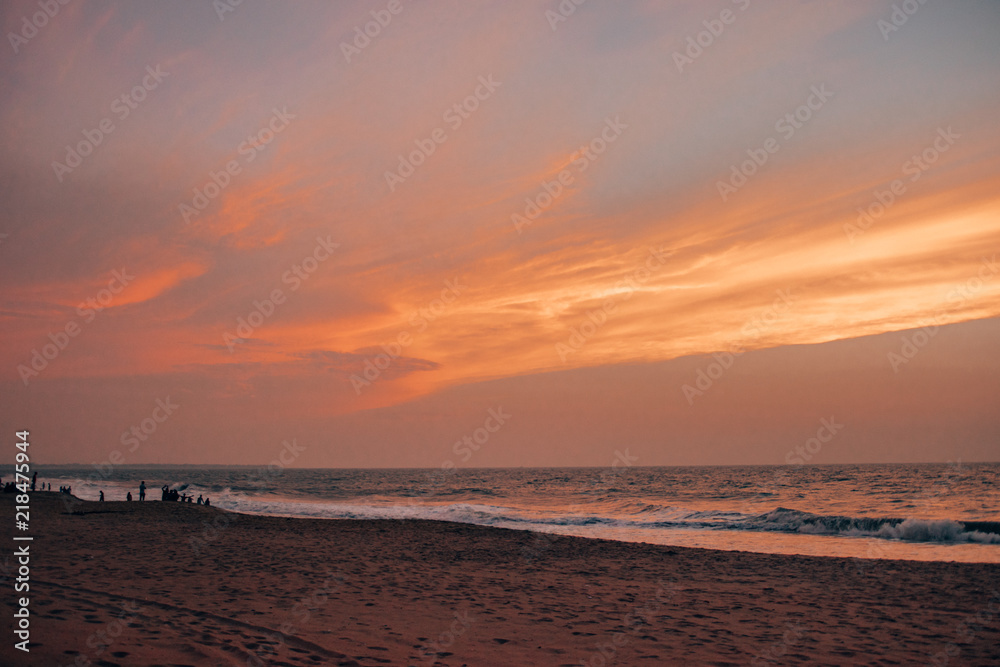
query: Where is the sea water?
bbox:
[26,462,1000,563]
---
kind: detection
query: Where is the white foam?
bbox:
[876,518,1000,544]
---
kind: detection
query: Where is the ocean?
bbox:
[22,462,1000,563]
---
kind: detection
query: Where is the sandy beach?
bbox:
[2,493,999,666]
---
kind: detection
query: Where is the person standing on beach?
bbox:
[139,481,146,501]
[99,490,104,502]
[31,472,36,491]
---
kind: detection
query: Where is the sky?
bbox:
[1,0,998,468]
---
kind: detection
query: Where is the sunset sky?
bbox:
[2,0,999,467]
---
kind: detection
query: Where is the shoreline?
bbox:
[25,476,1000,564]
[2,493,999,665]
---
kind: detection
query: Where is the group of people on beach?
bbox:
[3,473,212,507]
[90,482,210,506]
[1,472,51,493]
[159,484,209,506]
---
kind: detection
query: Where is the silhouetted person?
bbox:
[139,481,146,501]
[127,492,133,501]
[31,472,36,492]
[99,490,104,502]
[204,497,211,507]
[197,495,203,505]
[161,485,169,501]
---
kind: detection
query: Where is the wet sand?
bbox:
[1,492,999,666]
